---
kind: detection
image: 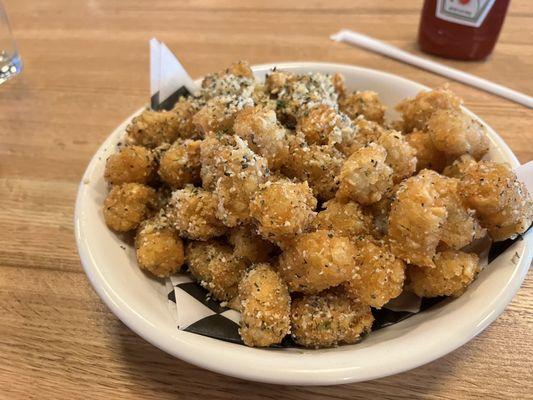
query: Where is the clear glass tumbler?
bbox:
[0,1,21,85]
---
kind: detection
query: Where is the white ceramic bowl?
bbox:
[75,62,533,385]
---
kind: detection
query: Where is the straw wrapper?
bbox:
[150,40,532,347]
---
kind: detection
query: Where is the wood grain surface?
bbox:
[0,1,532,399]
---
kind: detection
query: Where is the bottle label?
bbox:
[436,0,496,28]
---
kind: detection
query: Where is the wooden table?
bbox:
[1,1,531,398]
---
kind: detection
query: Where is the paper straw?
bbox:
[331,30,533,109]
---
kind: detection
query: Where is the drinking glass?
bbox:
[0,1,21,85]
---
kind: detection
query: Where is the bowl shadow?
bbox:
[108,319,472,399]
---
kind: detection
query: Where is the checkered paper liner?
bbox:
[150,39,533,347]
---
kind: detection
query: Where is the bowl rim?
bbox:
[75,61,532,385]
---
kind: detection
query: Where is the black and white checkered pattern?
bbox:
[168,274,243,344]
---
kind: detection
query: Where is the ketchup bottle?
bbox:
[418,0,511,61]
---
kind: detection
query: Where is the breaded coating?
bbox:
[103,183,158,232]
[127,101,197,148]
[459,161,533,241]
[312,199,371,238]
[167,185,226,240]
[200,61,255,100]
[406,129,447,172]
[265,71,291,95]
[158,140,202,188]
[427,109,489,160]
[395,85,462,132]
[250,84,278,112]
[388,170,447,267]
[278,230,358,293]
[367,184,400,236]
[185,240,246,301]
[343,237,405,308]
[295,104,355,153]
[290,288,374,348]
[377,129,417,183]
[434,176,486,249]
[409,250,480,297]
[171,100,199,140]
[331,73,346,98]
[337,143,393,205]
[135,216,184,277]
[443,154,478,179]
[238,264,291,347]
[224,60,254,78]
[192,95,253,135]
[228,226,277,264]
[233,106,289,169]
[199,135,233,190]
[339,91,386,123]
[352,117,387,147]
[213,137,269,226]
[200,136,268,211]
[265,72,339,127]
[284,136,344,201]
[104,145,155,185]
[250,179,317,243]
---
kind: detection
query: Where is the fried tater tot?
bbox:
[427,109,489,160]
[283,136,344,201]
[434,176,486,249]
[135,216,184,277]
[104,145,155,185]
[171,100,199,140]
[352,117,386,146]
[213,137,269,227]
[158,139,202,189]
[185,240,247,301]
[290,288,374,348]
[127,101,197,148]
[339,91,386,123]
[265,71,292,95]
[228,226,277,264]
[340,116,388,156]
[312,199,371,238]
[377,129,417,183]
[443,154,478,179]
[233,106,289,169]
[198,135,233,190]
[406,129,448,172]
[266,72,339,127]
[224,60,254,78]
[238,264,291,347]
[200,61,255,100]
[459,161,533,241]
[167,185,226,240]
[192,95,253,135]
[343,237,405,308]
[395,85,462,132]
[278,230,358,293]
[408,250,480,297]
[251,83,278,112]
[337,143,393,205]
[367,184,401,237]
[103,183,158,232]
[250,179,317,243]
[332,73,346,98]
[295,104,355,153]
[388,170,448,267]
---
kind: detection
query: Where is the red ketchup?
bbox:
[418,0,511,61]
